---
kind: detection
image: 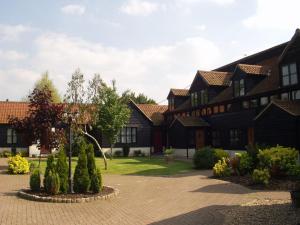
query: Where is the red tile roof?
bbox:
[135,103,168,125]
[198,71,233,86]
[237,64,270,76]
[170,88,189,96]
[0,101,29,124]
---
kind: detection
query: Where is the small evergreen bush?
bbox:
[287,164,300,179]
[56,148,68,193]
[7,154,30,174]
[252,168,270,185]
[213,149,229,164]
[43,154,55,188]
[257,146,298,176]
[90,172,100,193]
[30,168,41,192]
[237,152,253,175]
[213,158,231,177]
[86,144,96,177]
[97,167,103,191]
[193,146,214,169]
[73,148,91,193]
[44,170,60,195]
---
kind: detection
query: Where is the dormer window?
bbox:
[234,79,245,97]
[200,89,208,104]
[282,63,298,86]
[191,92,198,107]
[169,98,175,110]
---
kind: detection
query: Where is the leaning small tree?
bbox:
[96,80,131,158]
[64,70,109,169]
[9,86,64,162]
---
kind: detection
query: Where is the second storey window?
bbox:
[200,89,208,104]
[169,98,175,110]
[260,96,269,106]
[7,128,17,144]
[282,63,298,86]
[117,127,137,144]
[234,79,245,97]
[191,92,198,107]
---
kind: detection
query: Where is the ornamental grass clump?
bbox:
[73,148,91,193]
[7,154,30,174]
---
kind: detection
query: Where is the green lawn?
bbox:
[30,157,195,176]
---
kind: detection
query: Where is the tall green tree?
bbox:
[23,72,62,103]
[121,89,156,104]
[97,80,131,158]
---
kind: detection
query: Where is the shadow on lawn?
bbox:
[149,202,299,225]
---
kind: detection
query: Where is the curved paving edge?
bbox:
[17,186,119,203]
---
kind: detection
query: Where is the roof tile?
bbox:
[198,71,233,86]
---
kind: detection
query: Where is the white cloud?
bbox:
[194,24,207,31]
[243,0,300,30]
[0,24,31,41]
[0,50,27,61]
[27,32,221,101]
[61,4,86,16]
[120,0,159,16]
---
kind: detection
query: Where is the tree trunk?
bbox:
[81,126,108,170]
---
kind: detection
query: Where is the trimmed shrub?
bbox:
[213,158,231,177]
[123,145,130,157]
[97,167,103,191]
[86,144,96,177]
[287,164,300,179]
[252,168,270,185]
[213,149,229,164]
[114,150,122,157]
[29,161,38,172]
[90,172,100,193]
[44,170,60,195]
[73,148,91,193]
[30,168,41,192]
[193,146,214,169]
[56,149,68,193]
[7,154,30,174]
[43,155,56,188]
[257,146,298,176]
[237,152,253,175]
[1,150,12,158]
[65,136,87,157]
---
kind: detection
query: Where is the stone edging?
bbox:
[17,186,119,203]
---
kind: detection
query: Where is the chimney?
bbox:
[6,99,9,102]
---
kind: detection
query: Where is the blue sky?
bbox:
[0,0,299,103]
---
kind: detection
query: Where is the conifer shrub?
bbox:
[90,172,100,193]
[56,148,68,193]
[97,167,103,191]
[44,170,60,195]
[30,168,41,192]
[193,146,214,169]
[43,154,55,188]
[86,144,96,177]
[73,148,90,193]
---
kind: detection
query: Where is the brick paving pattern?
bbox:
[0,158,290,225]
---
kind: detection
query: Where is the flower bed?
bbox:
[18,186,118,203]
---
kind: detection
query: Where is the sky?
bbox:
[0,0,300,103]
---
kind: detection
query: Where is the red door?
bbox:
[153,130,163,153]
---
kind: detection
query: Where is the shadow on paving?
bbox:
[191,182,255,195]
[149,203,299,225]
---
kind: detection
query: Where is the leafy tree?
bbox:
[23,72,62,103]
[56,148,69,193]
[10,87,64,157]
[121,90,156,104]
[64,71,108,169]
[97,80,131,158]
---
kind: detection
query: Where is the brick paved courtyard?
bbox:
[0,158,291,225]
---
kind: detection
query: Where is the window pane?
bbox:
[13,130,17,144]
[291,74,298,85]
[260,97,269,106]
[7,129,12,144]
[250,99,258,108]
[242,101,249,109]
[282,65,289,75]
[234,81,239,96]
[281,92,289,100]
[132,128,136,143]
[293,90,300,100]
[290,63,297,74]
[282,76,290,86]
[126,128,131,143]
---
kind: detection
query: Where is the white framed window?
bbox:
[200,89,208,104]
[7,128,17,144]
[234,79,245,97]
[281,92,289,100]
[260,96,269,106]
[282,63,298,86]
[118,127,137,144]
[191,92,198,107]
[292,90,300,100]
